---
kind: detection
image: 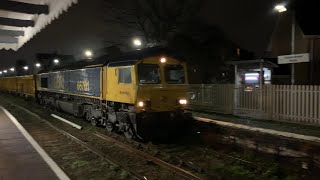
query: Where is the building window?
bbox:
[118,67,132,84]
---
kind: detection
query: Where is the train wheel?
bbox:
[85,112,91,122]
[123,123,135,139]
[105,120,114,132]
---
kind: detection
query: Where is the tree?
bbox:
[168,22,238,83]
[103,0,204,45]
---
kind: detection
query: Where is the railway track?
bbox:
[94,132,203,180]
[5,101,204,180]
[6,103,146,180]
[3,94,316,179]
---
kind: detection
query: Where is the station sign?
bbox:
[278,53,310,64]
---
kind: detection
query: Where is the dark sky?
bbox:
[0,0,278,68]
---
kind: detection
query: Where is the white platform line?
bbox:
[51,114,82,130]
[194,116,320,143]
[0,106,70,180]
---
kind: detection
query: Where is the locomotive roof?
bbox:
[39,46,181,73]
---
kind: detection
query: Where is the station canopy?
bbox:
[0,0,78,50]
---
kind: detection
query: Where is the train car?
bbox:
[0,76,17,93]
[16,75,36,97]
[0,75,35,97]
[37,48,191,139]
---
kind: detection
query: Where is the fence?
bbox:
[188,84,234,114]
[188,84,320,126]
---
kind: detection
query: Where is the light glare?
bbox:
[53,59,59,64]
[160,57,167,63]
[36,63,41,67]
[133,39,142,46]
[138,101,144,107]
[274,4,287,13]
[179,99,187,105]
[10,68,15,72]
[3,70,7,73]
[85,50,93,58]
[23,66,29,70]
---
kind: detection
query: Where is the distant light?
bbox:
[274,4,287,13]
[84,50,93,58]
[0,71,2,75]
[160,57,167,63]
[53,59,59,64]
[10,68,15,72]
[35,63,41,68]
[245,73,259,81]
[3,70,7,73]
[23,66,29,70]
[133,38,142,46]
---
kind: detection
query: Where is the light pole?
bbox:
[275,3,295,84]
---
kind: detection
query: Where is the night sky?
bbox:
[0,0,279,68]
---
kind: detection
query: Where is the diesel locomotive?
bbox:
[0,48,191,139]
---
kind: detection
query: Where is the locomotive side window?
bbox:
[165,64,185,84]
[118,67,132,84]
[41,77,48,88]
[138,64,160,84]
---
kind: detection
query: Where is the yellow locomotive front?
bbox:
[135,56,189,113]
[105,55,191,139]
[134,56,191,138]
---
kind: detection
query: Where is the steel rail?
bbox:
[94,132,203,180]
[9,102,146,180]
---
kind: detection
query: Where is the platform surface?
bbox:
[193,111,320,143]
[0,107,59,180]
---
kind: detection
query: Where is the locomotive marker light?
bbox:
[35,63,41,68]
[138,101,144,107]
[179,99,188,105]
[10,68,15,72]
[53,59,59,64]
[160,57,167,63]
[23,66,29,70]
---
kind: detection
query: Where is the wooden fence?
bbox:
[188,84,320,126]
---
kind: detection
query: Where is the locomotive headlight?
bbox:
[179,99,188,105]
[138,101,144,107]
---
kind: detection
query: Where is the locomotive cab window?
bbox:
[118,67,132,84]
[165,64,185,84]
[138,64,160,84]
[41,77,48,88]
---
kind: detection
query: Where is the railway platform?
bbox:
[193,111,320,143]
[0,106,69,180]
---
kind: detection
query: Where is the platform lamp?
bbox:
[274,2,295,84]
